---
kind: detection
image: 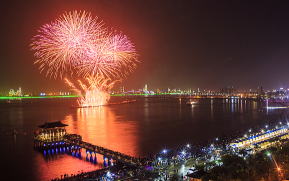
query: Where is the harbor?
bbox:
[33,116,289,180]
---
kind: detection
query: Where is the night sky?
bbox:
[1,0,289,93]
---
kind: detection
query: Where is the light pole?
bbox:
[266,152,283,180]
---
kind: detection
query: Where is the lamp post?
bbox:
[266,152,283,180]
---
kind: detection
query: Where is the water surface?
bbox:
[0,97,287,180]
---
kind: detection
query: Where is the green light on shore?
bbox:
[0,95,78,100]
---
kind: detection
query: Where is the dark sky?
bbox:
[1,0,289,93]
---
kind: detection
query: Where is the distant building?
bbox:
[220,86,235,95]
[120,86,125,93]
[143,84,148,92]
[143,84,149,94]
[9,87,22,96]
[156,89,161,94]
[257,86,265,98]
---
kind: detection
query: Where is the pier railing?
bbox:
[34,131,148,166]
[63,134,147,166]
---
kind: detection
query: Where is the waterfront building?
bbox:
[8,87,22,96]
[35,121,68,142]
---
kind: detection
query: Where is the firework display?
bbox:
[31,11,138,107]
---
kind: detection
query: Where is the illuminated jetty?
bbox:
[230,125,289,152]
[34,121,147,166]
[63,134,146,166]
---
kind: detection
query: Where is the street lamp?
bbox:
[267,152,282,178]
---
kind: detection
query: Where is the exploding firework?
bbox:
[80,33,138,79]
[31,11,139,107]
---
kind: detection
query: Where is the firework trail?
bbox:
[31,11,139,107]
[65,77,118,106]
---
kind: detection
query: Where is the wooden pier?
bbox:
[63,134,146,166]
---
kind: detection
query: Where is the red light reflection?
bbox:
[64,106,139,156]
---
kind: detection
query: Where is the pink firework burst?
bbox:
[31,10,138,80]
[31,11,105,78]
[31,10,139,107]
[80,33,138,78]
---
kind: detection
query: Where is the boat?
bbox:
[186,99,198,105]
[108,99,137,105]
[265,98,289,109]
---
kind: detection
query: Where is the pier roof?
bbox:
[39,121,68,129]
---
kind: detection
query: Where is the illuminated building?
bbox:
[9,87,22,96]
[143,84,149,94]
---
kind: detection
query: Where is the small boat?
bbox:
[109,99,137,105]
[186,100,198,105]
[121,99,137,104]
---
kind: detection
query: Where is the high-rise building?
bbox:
[143,84,148,92]
[257,86,265,98]
[120,86,125,93]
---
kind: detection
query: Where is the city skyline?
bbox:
[2,84,289,96]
